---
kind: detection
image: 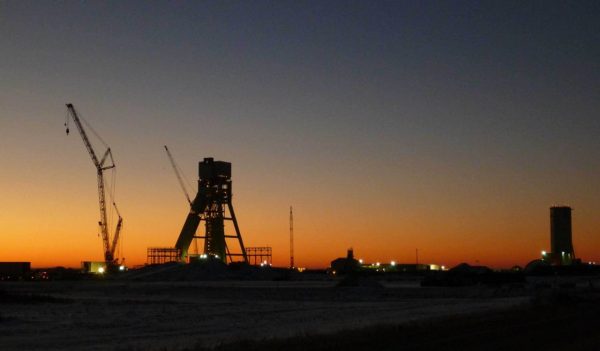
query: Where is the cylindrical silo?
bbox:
[550,206,574,260]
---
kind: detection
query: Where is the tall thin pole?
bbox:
[416,248,419,266]
[290,206,294,269]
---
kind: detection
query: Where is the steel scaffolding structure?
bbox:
[247,247,272,266]
[147,247,181,265]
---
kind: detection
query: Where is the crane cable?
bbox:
[65,108,118,250]
[65,109,110,149]
[179,164,194,197]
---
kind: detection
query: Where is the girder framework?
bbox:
[247,247,272,266]
[175,158,247,264]
[65,103,123,267]
[147,247,181,265]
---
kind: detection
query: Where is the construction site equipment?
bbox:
[112,202,124,264]
[247,247,272,266]
[147,247,182,265]
[81,261,108,274]
[65,103,123,268]
[174,158,247,264]
[163,145,199,255]
[164,145,192,205]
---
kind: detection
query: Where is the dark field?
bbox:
[0,277,598,350]
[200,292,600,351]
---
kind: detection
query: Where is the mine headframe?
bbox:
[174,158,247,264]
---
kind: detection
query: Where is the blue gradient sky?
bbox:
[1,1,599,268]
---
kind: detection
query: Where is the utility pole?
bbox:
[290,206,294,269]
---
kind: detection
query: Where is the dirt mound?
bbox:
[120,260,288,281]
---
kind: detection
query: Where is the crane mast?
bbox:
[110,202,123,260]
[65,103,121,266]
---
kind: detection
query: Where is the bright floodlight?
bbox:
[541,250,546,256]
[390,261,396,266]
[119,265,125,271]
[98,267,105,274]
[359,259,363,264]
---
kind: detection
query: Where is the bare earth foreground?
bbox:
[0,280,530,350]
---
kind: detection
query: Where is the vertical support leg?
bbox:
[175,212,202,262]
[227,201,248,263]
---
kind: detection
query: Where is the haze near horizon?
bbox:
[1,1,599,268]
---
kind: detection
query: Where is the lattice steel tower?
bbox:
[175,158,247,263]
[290,206,294,269]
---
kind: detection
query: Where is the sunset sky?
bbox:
[1,1,599,269]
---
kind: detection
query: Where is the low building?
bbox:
[330,248,360,274]
[81,261,107,274]
[0,262,31,280]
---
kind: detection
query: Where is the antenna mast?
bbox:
[290,206,294,269]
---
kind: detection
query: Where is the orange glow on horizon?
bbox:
[2,183,599,270]
[2,137,599,270]
[2,0,600,274]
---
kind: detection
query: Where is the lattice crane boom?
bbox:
[65,103,120,265]
[164,145,192,205]
[110,202,123,257]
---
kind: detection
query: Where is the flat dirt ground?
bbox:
[0,280,529,350]
[205,292,600,351]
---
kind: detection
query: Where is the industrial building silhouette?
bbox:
[542,206,577,265]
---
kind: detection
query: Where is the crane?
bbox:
[111,202,124,264]
[164,145,199,254]
[164,145,192,205]
[65,103,123,268]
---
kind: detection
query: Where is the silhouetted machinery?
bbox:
[174,158,248,264]
[65,104,124,271]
